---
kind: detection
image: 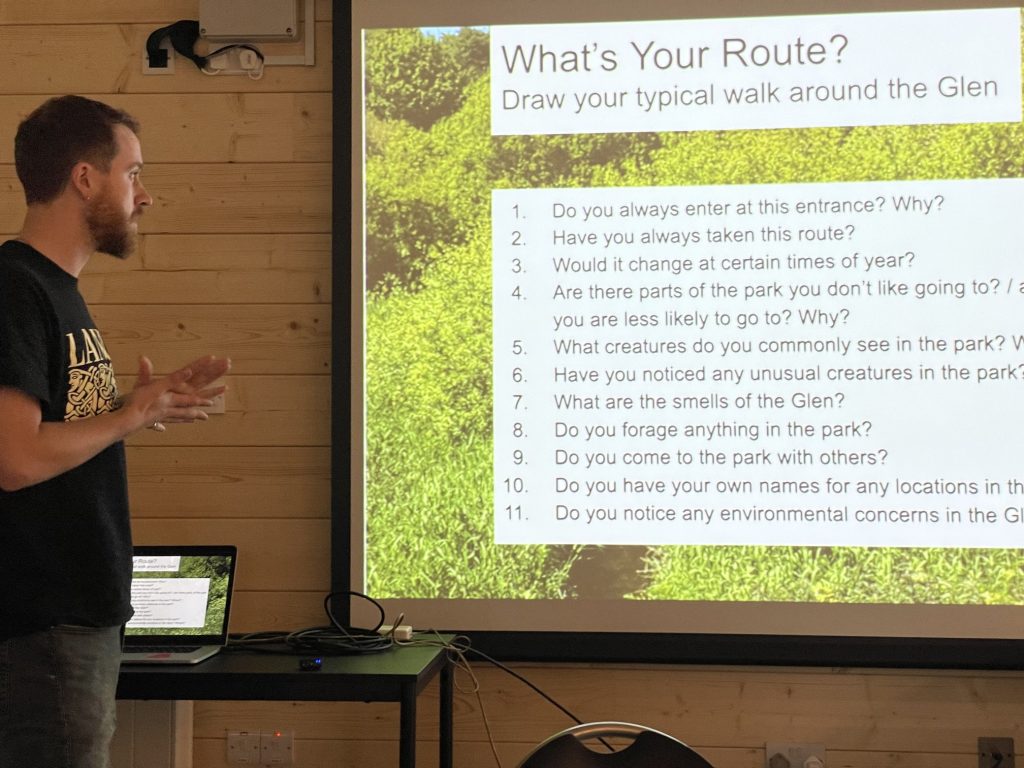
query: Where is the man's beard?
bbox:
[85,192,137,260]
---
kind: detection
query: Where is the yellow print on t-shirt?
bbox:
[65,328,119,421]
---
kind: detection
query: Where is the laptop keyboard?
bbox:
[128,645,201,654]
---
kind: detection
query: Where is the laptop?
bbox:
[121,545,237,665]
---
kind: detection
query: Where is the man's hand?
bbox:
[122,355,231,433]
[0,355,231,491]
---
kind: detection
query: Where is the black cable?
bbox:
[227,591,393,655]
[146,23,266,74]
[429,634,616,755]
[324,590,386,634]
[145,20,207,71]
[446,635,585,726]
[207,43,265,63]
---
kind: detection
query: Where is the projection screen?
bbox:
[337,0,1024,666]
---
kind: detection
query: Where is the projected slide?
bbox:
[362,7,1024,613]
[493,178,1024,549]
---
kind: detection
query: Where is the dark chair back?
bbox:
[518,722,715,768]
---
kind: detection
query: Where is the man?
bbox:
[0,95,230,766]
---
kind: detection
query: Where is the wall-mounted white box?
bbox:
[199,0,298,42]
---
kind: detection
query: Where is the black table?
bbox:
[117,641,453,768]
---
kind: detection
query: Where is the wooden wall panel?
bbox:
[0,0,332,24]
[124,375,330,447]
[135,163,331,233]
[228,590,332,633]
[82,262,331,305]
[78,233,332,305]
[0,164,330,234]
[89,304,330,375]
[0,94,331,164]
[133,233,331,272]
[189,663,1024,767]
[445,665,1024,749]
[189,739,980,768]
[131,517,330,592]
[0,23,331,94]
[126,446,329,516]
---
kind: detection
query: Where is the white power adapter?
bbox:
[377,624,414,641]
[205,47,262,76]
[239,49,261,71]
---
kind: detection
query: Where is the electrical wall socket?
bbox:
[766,742,826,768]
[979,737,1015,768]
[142,38,175,75]
[260,730,294,765]
[226,730,260,764]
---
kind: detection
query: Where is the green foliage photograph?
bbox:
[362,24,1024,606]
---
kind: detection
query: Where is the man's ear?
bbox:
[68,161,97,201]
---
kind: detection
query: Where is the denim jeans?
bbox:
[0,624,121,768]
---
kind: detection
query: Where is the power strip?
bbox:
[377,624,414,641]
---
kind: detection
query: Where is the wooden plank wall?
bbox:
[1,3,1022,767]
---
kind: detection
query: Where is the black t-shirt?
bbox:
[0,240,133,639]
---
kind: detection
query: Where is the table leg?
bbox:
[400,683,416,768]
[440,658,453,768]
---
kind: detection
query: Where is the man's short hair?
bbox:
[14,95,141,205]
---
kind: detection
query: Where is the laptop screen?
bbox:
[124,545,237,646]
